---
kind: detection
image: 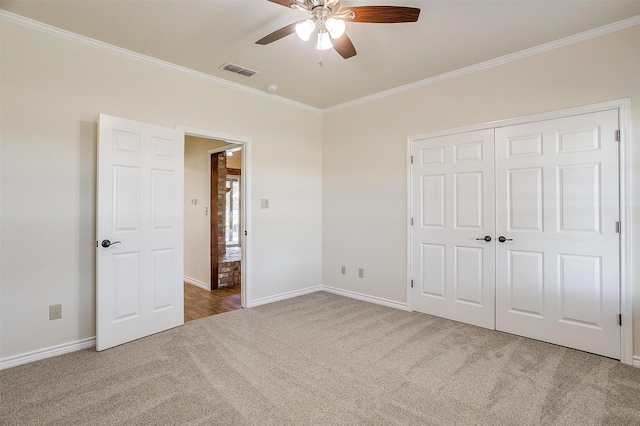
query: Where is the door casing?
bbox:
[407,99,633,365]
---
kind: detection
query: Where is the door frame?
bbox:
[178,126,251,309]
[407,98,633,365]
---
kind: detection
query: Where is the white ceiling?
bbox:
[2,0,639,109]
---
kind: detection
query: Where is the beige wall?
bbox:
[322,26,640,356]
[0,20,322,359]
[183,136,230,288]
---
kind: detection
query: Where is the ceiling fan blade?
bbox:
[267,0,298,7]
[344,6,420,23]
[332,33,357,59]
[256,22,301,45]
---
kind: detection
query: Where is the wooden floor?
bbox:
[184,283,241,322]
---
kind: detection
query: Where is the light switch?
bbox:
[260,199,270,209]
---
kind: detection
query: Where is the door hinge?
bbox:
[411,218,414,226]
[410,155,414,164]
[616,221,621,233]
[615,130,620,142]
[619,314,622,326]
[411,280,414,288]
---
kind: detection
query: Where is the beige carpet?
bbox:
[2,292,639,425]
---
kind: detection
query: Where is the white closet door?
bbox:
[495,110,620,359]
[411,129,495,329]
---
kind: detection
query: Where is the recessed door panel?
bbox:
[420,147,445,165]
[558,163,600,233]
[557,127,600,154]
[420,244,445,298]
[152,137,175,159]
[507,250,544,318]
[113,166,140,232]
[454,246,483,306]
[454,172,482,229]
[558,254,602,328]
[152,169,174,230]
[507,167,542,231]
[113,252,141,321]
[113,130,141,156]
[507,134,543,158]
[421,175,445,228]
[152,249,175,311]
[454,141,483,162]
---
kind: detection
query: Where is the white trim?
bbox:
[178,126,251,309]
[0,337,95,371]
[323,286,410,311]
[618,99,633,366]
[406,137,414,312]
[0,10,320,114]
[633,356,640,369]
[247,285,324,308]
[184,276,208,290]
[325,16,640,113]
[407,99,633,365]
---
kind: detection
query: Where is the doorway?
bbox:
[183,134,246,321]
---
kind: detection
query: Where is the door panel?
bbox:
[97,114,184,351]
[412,129,495,329]
[495,109,620,359]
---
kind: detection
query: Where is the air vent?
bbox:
[220,62,259,78]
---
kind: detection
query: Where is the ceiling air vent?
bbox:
[220,62,259,78]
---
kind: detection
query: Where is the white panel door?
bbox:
[495,110,620,358]
[97,114,184,351]
[411,129,495,329]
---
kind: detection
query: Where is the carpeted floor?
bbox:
[2,292,639,425]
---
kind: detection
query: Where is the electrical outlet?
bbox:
[341,266,346,275]
[260,198,270,209]
[358,268,364,278]
[49,304,62,320]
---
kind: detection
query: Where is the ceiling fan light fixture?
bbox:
[316,30,333,50]
[295,19,316,41]
[325,17,345,39]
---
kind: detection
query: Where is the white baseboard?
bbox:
[633,356,640,368]
[322,286,409,311]
[247,285,323,308]
[0,337,96,371]
[184,275,209,290]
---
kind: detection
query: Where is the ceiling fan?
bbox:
[256,0,420,59]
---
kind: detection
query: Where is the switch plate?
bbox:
[358,268,364,278]
[341,266,346,275]
[260,199,270,209]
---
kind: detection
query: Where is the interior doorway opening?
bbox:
[183,135,244,322]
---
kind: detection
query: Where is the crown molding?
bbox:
[0,10,321,114]
[324,15,640,113]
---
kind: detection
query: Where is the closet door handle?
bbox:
[498,236,513,243]
[476,236,492,242]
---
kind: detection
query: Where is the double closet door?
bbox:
[411,109,620,359]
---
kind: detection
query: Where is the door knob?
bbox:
[101,239,121,248]
[476,236,492,242]
[498,236,513,243]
